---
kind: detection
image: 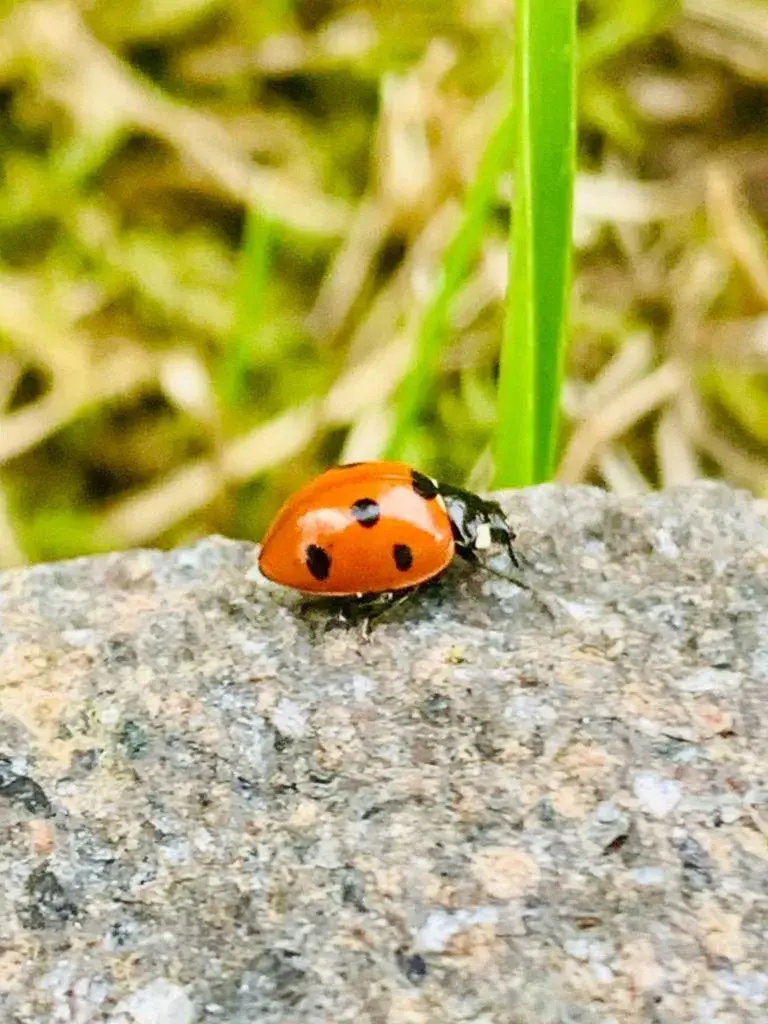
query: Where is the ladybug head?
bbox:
[438,483,519,570]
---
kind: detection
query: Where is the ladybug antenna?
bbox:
[506,534,521,570]
[477,560,555,621]
[479,560,526,587]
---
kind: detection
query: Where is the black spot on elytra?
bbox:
[410,469,438,500]
[350,497,380,528]
[393,543,413,572]
[306,544,331,581]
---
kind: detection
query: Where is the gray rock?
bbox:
[109,978,195,1024]
[1,481,767,1023]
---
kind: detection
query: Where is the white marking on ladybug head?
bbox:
[475,523,492,550]
[436,493,447,513]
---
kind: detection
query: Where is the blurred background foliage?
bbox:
[0,0,767,568]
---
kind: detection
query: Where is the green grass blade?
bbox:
[531,0,577,479]
[384,105,514,461]
[495,0,577,486]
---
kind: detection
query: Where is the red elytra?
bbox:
[257,460,518,597]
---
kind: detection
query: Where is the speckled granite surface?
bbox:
[1,482,767,1024]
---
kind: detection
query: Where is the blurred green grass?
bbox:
[384,102,516,464]
[0,0,767,567]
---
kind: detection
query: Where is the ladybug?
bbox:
[258,460,519,598]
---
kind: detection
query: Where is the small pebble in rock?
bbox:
[98,705,122,728]
[352,674,375,700]
[633,772,682,819]
[564,938,591,961]
[592,962,614,984]
[675,668,743,694]
[109,978,195,1024]
[272,698,308,740]
[653,528,680,559]
[414,907,498,953]
[632,866,666,887]
[717,970,768,1005]
[595,801,621,824]
[471,846,540,900]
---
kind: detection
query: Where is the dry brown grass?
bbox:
[0,0,766,567]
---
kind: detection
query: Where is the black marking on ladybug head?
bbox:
[306,544,331,580]
[393,543,413,572]
[410,469,438,500]
[340,462,363,468]
[438,483,519,568]
[350,497,381,528]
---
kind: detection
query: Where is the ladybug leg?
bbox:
[454,544,477,564]
[359,588,420,638]
[295,596,342,638]
[310,591,395,637]
[361,572,450,636]
[505,534,521,570]
[297,594,370,636]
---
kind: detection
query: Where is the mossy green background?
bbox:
[0,0,766,567]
